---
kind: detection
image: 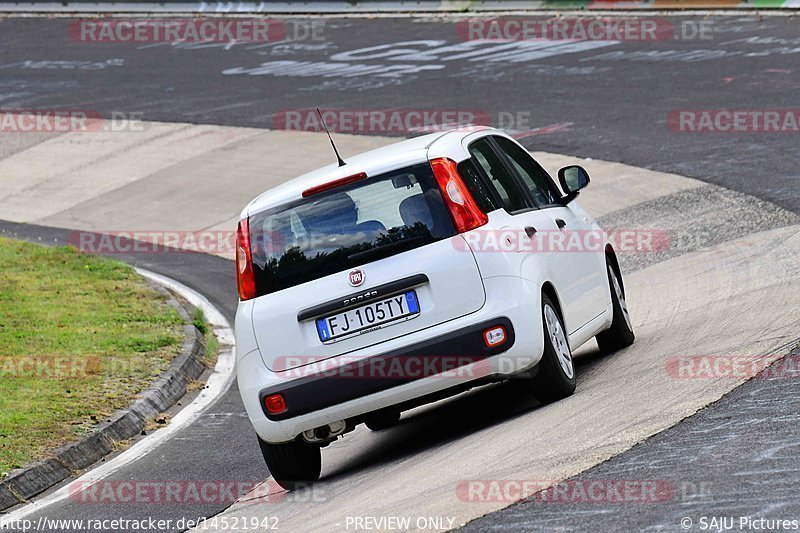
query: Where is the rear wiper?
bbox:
[348,236,426,264]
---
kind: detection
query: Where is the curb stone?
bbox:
[0,280,208,512]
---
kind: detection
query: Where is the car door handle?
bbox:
[524,226,537,238]
[555,219,567,229]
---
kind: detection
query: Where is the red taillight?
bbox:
[430,158,489,233]
[236,218,257,301]
[263,393,287,415]
[302,172,367,198]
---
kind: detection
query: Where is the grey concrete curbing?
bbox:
[0,485,18,513]
[0,280,209,512]
[1,459,72,506]
[55,431,116,472]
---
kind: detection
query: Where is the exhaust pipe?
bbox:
[302,420,346,443]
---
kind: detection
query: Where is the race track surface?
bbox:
[0,13,799,533]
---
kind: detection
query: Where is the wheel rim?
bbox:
[609,265,632,332]
[544,304,574,379]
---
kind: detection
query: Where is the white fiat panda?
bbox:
[234,127,634,489]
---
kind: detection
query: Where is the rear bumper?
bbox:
[237,275,546,443]
[259,317,515,421]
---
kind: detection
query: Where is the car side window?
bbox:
[468,138,528,212]
[456,159,498,213]
[493,136,562,208]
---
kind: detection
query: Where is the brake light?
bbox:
[302,172,367,197]
[430,158,488,233]
[236,218,256,301]
[263,393,287,415]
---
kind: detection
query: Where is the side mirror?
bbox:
[558,165,590,195]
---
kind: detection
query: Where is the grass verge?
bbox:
[0,237,184,474]
[192,308,219,367]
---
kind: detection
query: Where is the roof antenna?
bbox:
[316,108,346,167]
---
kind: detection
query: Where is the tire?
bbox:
[595,262,635,353]
[258,437,321,490]
[532,294,577,403]
[365,411,401,431]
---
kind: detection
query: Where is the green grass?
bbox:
[192,308,208,336]
[191,307,219,366]
[0,237,184,473]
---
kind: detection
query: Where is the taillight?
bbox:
[430,158,489,233]
[302,172,367,197]
[263,393,287,415]
[236,218,256,301]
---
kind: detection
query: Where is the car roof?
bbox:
[243,125,494,217]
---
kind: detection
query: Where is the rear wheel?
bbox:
[532,294,576,403]
[258,437,321,490]
[595,263,635,353]
[365,411,401,431]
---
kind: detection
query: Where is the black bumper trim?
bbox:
[259,317,514,421]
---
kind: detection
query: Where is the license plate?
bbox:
[316,291,420,343]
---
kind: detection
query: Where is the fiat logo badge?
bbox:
[348,269,364,287]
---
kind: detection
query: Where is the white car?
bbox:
[234,126,634,489]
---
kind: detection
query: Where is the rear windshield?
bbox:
[248,162,455,297]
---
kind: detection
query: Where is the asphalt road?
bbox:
[461,345,800,533]
[0,15,798,214]
[0,12,799,533]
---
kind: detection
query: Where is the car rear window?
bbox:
[248,162,456,297]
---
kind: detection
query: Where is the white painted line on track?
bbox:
[0,268,236,525]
